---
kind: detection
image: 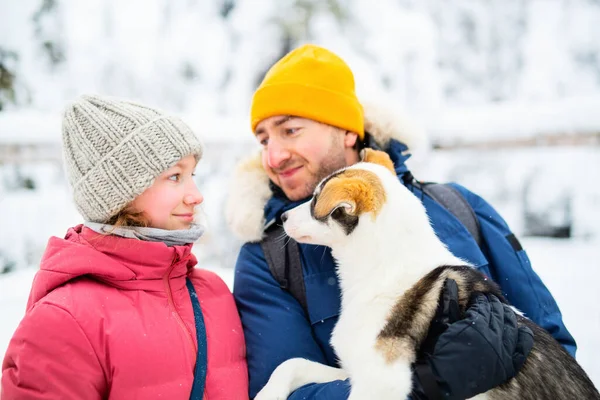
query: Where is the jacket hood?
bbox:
[27,225,197,309]
[225,102,427,243]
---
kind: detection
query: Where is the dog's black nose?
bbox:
[281,212,289,223]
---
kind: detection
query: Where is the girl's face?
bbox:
[130,155,203,230]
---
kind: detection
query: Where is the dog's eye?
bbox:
[329,206,359,235]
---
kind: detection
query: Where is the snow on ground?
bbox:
[1,238,598,388]
[523,238,600,387]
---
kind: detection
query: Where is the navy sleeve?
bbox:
[449,183,577,357]
[233,242,351,399]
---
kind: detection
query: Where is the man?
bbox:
[228,44,575,399]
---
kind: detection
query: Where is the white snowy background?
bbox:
[1,0,599,390]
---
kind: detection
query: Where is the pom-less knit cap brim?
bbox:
[250,44,364,139]
[62,94,203,223]
[251,82,363,138]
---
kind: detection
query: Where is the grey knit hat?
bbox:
[62,94,204,222]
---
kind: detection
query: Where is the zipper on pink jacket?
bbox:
[163,258,198,354]
[163,255,208,400]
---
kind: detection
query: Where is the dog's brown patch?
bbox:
[377,268,447,363]
[313,169,386,219]
[361,148,395,174]
[375,337,416,364]
[375,266,491,364]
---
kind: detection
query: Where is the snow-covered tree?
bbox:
[1,0,599,113]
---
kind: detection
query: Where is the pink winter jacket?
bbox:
[1,225,248,400]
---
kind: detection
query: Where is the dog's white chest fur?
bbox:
[327,280,417,399]
[331,296,397,370]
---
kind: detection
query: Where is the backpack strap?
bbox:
[260,224,308,316]
[416,181,483,248]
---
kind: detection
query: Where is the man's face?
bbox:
[255,116,358,201]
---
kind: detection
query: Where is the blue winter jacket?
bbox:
[233,139,576,399]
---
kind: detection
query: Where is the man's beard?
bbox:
[295,135,348,200]
[302,151,346,197]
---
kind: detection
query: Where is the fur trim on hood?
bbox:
[225,102,427,243]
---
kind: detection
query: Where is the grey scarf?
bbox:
[85,222,205,247]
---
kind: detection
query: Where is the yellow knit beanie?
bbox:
[250,44,364,139]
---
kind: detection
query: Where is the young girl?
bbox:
[1,95,249,399]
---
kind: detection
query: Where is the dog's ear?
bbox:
[313,182,356,219]
[360,148,395,174]
[313,170,386,219]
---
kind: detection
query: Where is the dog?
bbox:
[255,148,599,400]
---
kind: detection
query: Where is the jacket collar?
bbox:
[28,225,197,308]
[225,102,427,243]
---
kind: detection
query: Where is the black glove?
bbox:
[411,279,534,400]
